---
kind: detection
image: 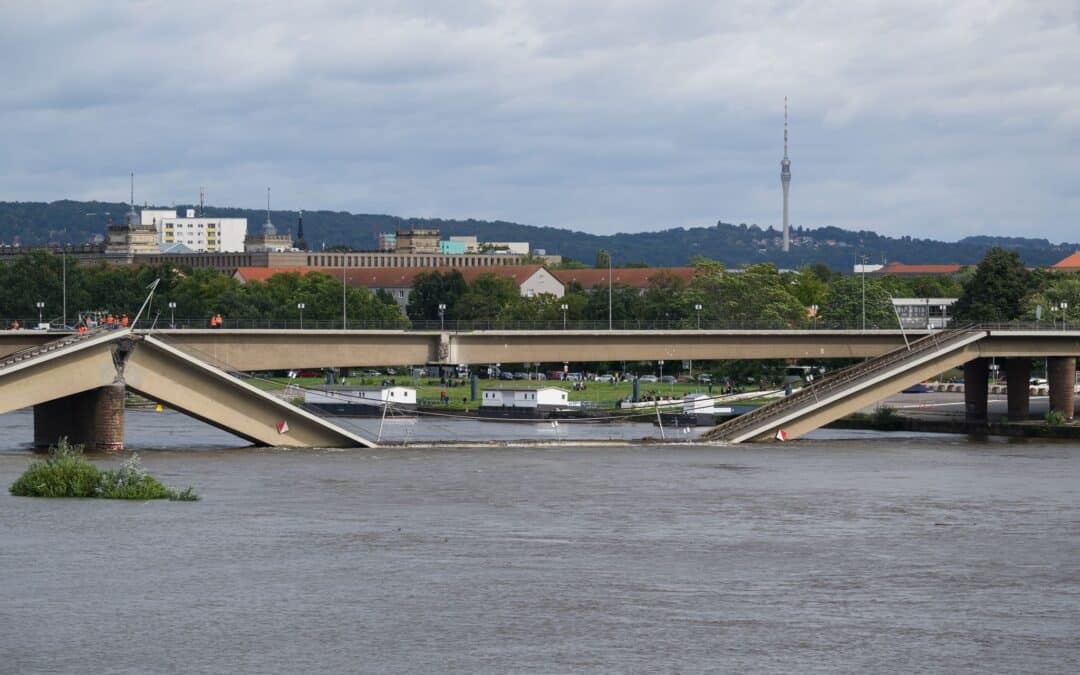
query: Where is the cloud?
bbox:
[0,0,1076,242]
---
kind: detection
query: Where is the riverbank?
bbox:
[832,411,1080,440]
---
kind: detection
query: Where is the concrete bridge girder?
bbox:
[0,331,121,417]
[122,336,374,448]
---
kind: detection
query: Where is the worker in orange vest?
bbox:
[120,315,129,327]
[78,324,87,335]
[106,314,115,328]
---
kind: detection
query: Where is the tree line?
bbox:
[0,247,1076,328]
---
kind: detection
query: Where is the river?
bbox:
[1,410,1078,673]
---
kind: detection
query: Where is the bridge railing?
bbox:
[52,317,936,331]
[0,327,108,371]
[706,326,987,441]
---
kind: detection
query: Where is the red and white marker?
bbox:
[276,420,290,434]
[775,429,788,442]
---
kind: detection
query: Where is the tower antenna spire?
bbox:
[783,96,789,159]
[266,187,271,225]
[780,97,792,253]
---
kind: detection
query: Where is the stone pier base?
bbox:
[963,358,989,422]
[33,383,125,450]
[1005,358,1031,421]
[1047,357,1076,421]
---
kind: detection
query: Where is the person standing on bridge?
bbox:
[120,315,129,328]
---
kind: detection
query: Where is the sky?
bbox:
[0,1,1077,241]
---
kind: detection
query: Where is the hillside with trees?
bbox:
[1,200,1077,271]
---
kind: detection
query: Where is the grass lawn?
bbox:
[248,375,747,411]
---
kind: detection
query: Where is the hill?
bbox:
[0,199,1075,270]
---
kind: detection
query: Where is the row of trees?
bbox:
[0,252,404,326]
[405,260,968,327]
[1,247,1076,328]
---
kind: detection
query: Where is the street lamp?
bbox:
[695,303,703,329]
[1060,301,1069,331]
[438,303,447,331]
[168,301,177,328]
[297,302,305,329]
[658,359,664,382]
[35,301,44,326]
[940,303,948,329]
[810,304,819,330]
[560,303,569,330]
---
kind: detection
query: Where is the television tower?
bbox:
[781,97,792,252]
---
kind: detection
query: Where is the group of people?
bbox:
[209,314,224,328]
[72,312,128,335]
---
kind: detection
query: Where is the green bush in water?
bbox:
[9,438,101,497]
[10,439,199,501]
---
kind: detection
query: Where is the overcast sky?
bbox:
[1,1,1077,241]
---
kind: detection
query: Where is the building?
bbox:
[480,241,530,255]
[481,387,569,410]
[303,386,416,416]
[139,249,530,275]
[232,264,565,312]
[892,297,958,329]
[143,208,247,253]
[377,232,396,252]
[394,229,440,254]
[551,267,698,292]
[244,189,292,252]
[1051,251,1080,271]
[449,236,478,252]
[872,262,965,276]
[440,240,467,255]
[105,189,158,262]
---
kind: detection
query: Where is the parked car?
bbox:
[660,375,677,384]
[515,372,530,380]
[698,374,713,383]
[638,375,658,383]
[566,372,584,381]
[500,372,516,380]
[676,375,693,383]
[595,374,615,383]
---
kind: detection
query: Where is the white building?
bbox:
[304,386,416,408]
[892,297,958,329]
[482,387,569,410]
[142,208,248,253]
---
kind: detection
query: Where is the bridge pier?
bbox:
[963,358,989,422]
[33,383,125,451]
[1047,356,1076,421]
[1005,358,1031,421]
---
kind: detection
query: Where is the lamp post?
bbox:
[438,303,446,331]
[1060,301,1069,331]
[168,301,176,328]
[560,303,568,330]
[608,252,613,331]
[658,359,664,382]
[940,303,948,329]
[342,268,347,330]
[35,301,44,326]
[695,303,703,329]
[297,302,305,330]
[859,254,868,331]
[811,304,819,330]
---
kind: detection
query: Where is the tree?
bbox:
[818,274,897,329]
[406,271,466,321]
[952,247,1030,323]
[453,273,520,320]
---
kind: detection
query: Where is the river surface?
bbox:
[1,410,1078,673]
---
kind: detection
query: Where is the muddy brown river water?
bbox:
[1,410,1078,673]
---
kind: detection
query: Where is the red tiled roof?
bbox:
[1051,251,1080,269]
[234,265,548,287]
[550,267,697,289]
[878,262,964,275]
